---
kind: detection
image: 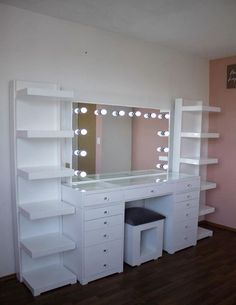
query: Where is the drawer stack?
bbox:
[83,200,124,284]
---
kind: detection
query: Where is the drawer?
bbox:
[84,240,123,277]
[173,218,198,234]
[84,204,124,221]
[85,225,123,247]
[173,206,199,221]
[174,191,199,203]
[84,191,123,206]
[175,178,200,193]
[174,199,199,211]
[174,228,197,249]
[124,183,172,202]
[85,214,123,231]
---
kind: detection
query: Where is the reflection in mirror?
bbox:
[72,103,169,178]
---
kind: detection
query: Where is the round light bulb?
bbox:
[74,107,87,114]
[101,109,107,115]
[135,111,141,117]
[157,113,164,119]
[119,110,125,116]
[128,112,134,117]
[157,147,169,153]
[164,113,170,119]
[75,129,87,136]
[144,113,150,119]
[151,113,157,118]
[74,150,87,157]
[157,131,170,137]
[112,111,118,117]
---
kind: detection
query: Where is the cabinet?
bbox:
[62,186,124,285]
[171,98,221,240]
[10,81,77,296]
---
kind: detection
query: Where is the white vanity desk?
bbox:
[62,171,200,285]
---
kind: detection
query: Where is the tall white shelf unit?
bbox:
[10,81,77,296]
[172,98,221,240]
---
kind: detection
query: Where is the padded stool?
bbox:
[124,207,165,266]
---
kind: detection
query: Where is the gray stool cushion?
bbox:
[125,207,165,226]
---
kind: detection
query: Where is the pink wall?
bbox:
[207,56,236,229]
[132,108,168,170]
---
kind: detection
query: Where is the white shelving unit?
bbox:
[10,80,77,296]
[171,98,221,240]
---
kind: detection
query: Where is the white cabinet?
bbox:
[10,81,77,296]
[171,98,221,240]
[62,187,124,285]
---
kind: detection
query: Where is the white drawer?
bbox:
[175,199,199,211]
[85,224,123,247]
[174,228,197,250]
[174,191,199,203]
[84,191,123,206]
[84,240,123,276]
[85,214,123,231]
[173,206,199,221]
[175,178,200,193]
[124,183,172,202]
[84,204,124,221]
[173,218,198,233]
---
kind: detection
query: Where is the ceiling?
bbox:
[1,0,236,59]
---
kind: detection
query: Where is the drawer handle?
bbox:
[150,190,154,193]
[186,203,190,207]
[103,234,108,238]
[184,237,188,240]
[104,221,108,225]
[185,225,188,229]
[186,213,189,217]
[103,249,108,253]
[103,264,107,267]
[187,184,192,187]
[187,195,191,199]
[104,197,108,201]
[104,210,108,214]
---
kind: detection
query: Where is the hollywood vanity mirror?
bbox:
[71,102,170,181]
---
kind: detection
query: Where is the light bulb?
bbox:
[74,150,87,157]
[135,111,141,117]
[156,178,161,183]
[128,112,134,117]
[101,108,107,115]
[94,109,107,116]
[144,113,150,119]
[157,131,170,137]
[74,170,87,178]
[119,110,125,116]
[151,113,157,118]
[112,111,118,117]
[74,107,87,114]
[157,147,169,153]
[75,129,87,135]
[164,113,170,119]
[158,113,169,119]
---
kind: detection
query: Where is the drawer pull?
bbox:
[104,221,108,225]
[187,195,191,199]
[186,213,189,217]
[103,264,107,267]
[103,234,108,238]
[185,225,188,229]
[104,210,108,214]
[104,197,108,201]
[184,237,188,240]
[150,190,154,193]
[103,249,108,253]
[187,184,192,187]
[186,203,190,207]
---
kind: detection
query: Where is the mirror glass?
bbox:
[72,103,169,179]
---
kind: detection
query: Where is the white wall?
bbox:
[0,3,209,276]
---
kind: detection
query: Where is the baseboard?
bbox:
[0,273,16,282]
[201,220,236,232]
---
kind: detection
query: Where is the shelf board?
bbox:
[16,130,74,138]
[21,233,76,258]
[181,132,219,139]
[201,181,217,191]
[197,226,213,240]
[17,166,74,180]
[19,200,75,220]
[159,156,168,161]
[182,105,221,112]
[199,205,215,216]
[17,87,74,101]
[180,158,218,165]
[23,264,76,296]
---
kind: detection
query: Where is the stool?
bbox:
[124,207,165,266]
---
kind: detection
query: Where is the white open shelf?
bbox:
[201,181,216,191]
[181,132,219,139]
[19,200,75,220]
[23,264,77,296]
[17,166,74,180]
[16,130,74,138]
[199,205,215,216]
[180,158,218,165]
[197,226,213,240]
[17,87,74,101]
[182,105,221,112]
[21,233,76,258]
